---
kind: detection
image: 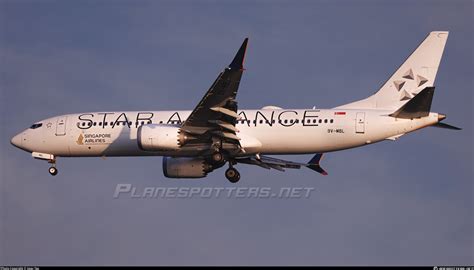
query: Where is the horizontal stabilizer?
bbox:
[389,86,435,119]
[431,122,462,130]
[306,153,328,175]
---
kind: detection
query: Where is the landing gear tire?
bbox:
[225,167,240,183]
[49,166,58,176]
[212,152,224,163]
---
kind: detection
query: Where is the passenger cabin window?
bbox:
[29,123,43,129]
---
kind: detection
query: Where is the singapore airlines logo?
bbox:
[393,68,428,101]
[76,133,84,145]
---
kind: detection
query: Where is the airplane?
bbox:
[10,31,461,183]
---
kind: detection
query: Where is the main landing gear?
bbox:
[225,166,240,183]
[210,150,240,183]
[211,151,224,163]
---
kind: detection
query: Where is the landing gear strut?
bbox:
[225,166,240,183]
[48,159,58,176]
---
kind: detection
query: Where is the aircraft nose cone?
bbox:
[10,133,22,148]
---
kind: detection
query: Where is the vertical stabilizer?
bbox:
[336,31,448,110]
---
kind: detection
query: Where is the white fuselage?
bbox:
[12,108,440,158]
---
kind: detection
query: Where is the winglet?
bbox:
[229,38,248,70]
[307,153,328,175]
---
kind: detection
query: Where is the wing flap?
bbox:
[212,130,241,141]
[208,120,240,133]
[210,106,241,119]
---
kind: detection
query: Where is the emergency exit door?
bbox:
[355,112,365,134]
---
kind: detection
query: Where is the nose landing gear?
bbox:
[48,159,58,176]
[48,166,58,176]
[31,152,59,176]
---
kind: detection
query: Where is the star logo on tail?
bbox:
[393,68,429,101]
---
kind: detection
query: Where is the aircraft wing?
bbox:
[180,38,248,153]
[236,154,328,175]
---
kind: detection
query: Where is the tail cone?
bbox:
[438,113,447,121]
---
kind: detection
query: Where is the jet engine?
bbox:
[162,157,214,178]
[138,124,191,151]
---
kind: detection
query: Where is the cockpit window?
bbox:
[29,123,43,129]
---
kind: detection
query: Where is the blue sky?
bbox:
[1,0,473,265]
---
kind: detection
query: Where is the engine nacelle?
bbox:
[162,157,213,178]
[138,124,182,151]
